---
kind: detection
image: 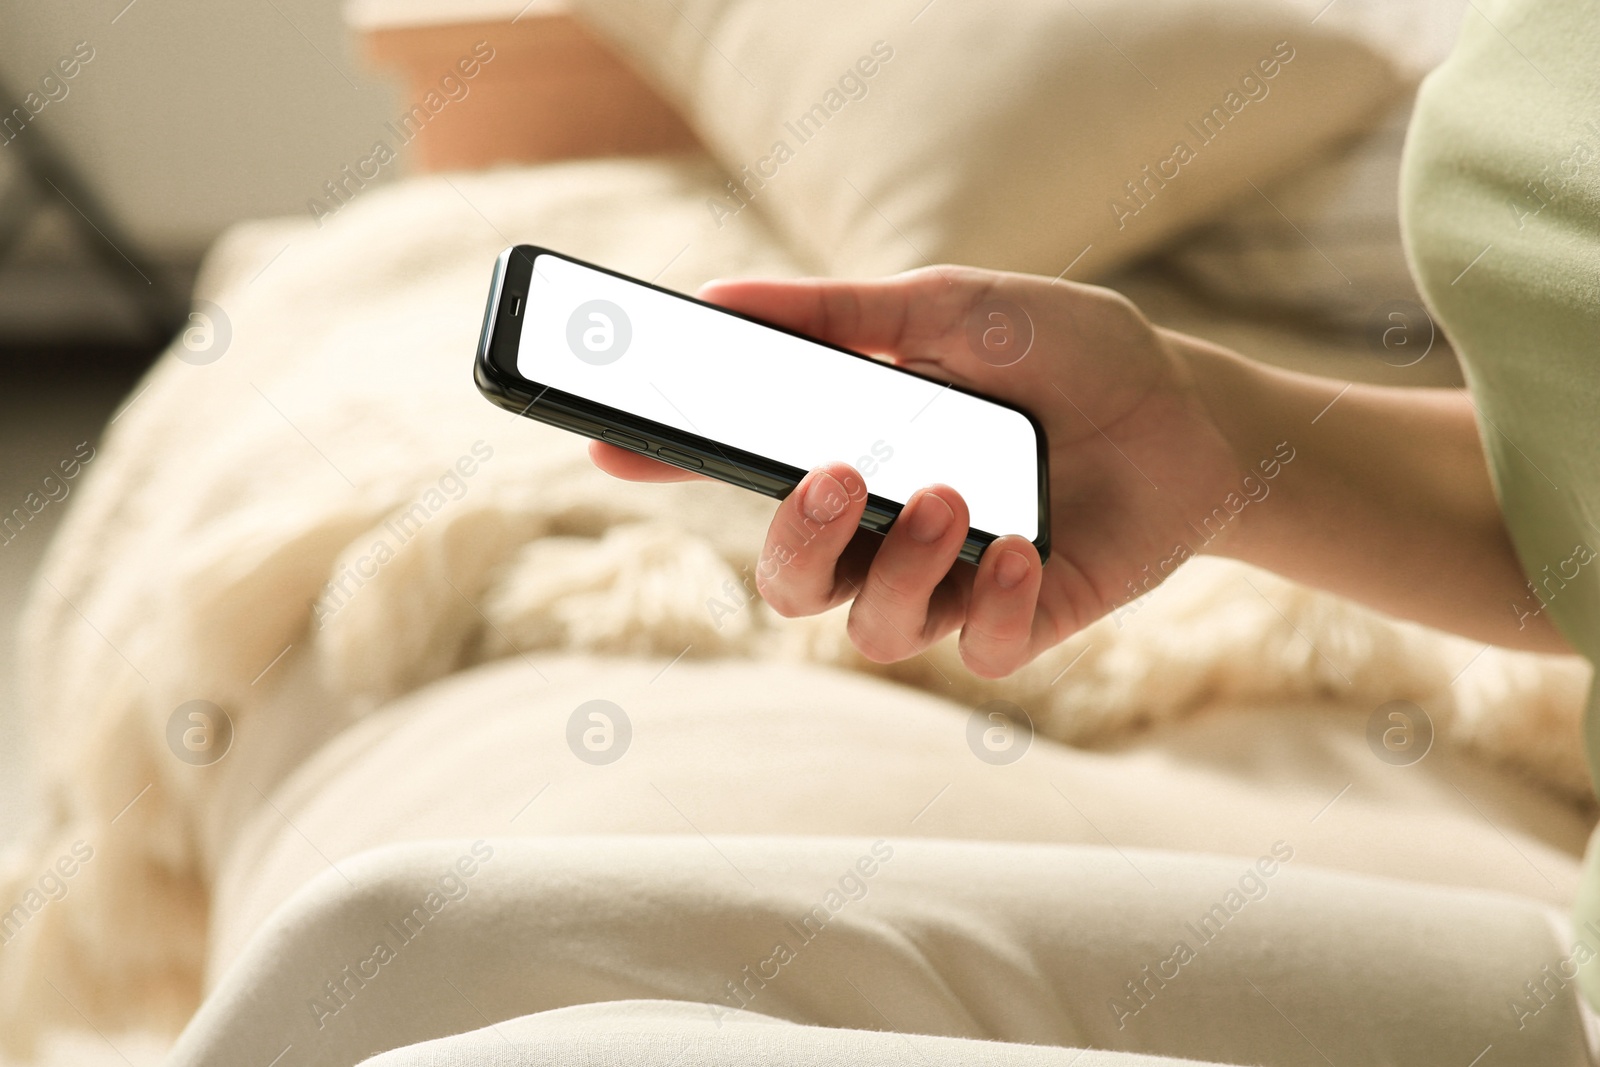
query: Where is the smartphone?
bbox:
[474,245,1049,565]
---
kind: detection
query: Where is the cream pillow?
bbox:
[570,0,1409,277]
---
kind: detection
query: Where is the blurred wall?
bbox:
[0,0,400,343]
[2,0,400,254]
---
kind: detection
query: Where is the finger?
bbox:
[756,462,870,617]
[697,271,964,358]
[846,485,970,662]
[587,439,707,482]
[959,536,1045,678]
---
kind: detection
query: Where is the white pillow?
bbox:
[570,0,1408,277]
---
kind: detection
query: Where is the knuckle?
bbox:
[846,608,916,664]
[867,571,928,611]
[917,263,981,289]
[1093,286,1155,341]
[973,611,1034,646]
[760,592,809,619]
[755,570,818,619]
[970,658,1019,680]
[959,638,1025,679]
[959,616,1033,676]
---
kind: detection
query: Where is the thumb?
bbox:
[695,270,968,358]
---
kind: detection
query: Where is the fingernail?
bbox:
[802,471,847,523]
[906,492,954,544]
[994,550,1031,590]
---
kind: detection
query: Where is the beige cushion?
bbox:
[359,1000,1233,1066]
[570,0,1408,277]
[189,836,1592,1065]
[208,654,1590,986]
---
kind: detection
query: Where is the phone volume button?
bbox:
[600,429,649,452]
[656,447,704,470]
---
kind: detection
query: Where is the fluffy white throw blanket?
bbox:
[0,155,1589,1049]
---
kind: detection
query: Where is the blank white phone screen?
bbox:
[517,253,1041,541]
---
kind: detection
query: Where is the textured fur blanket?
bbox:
[0,154,1590,1050]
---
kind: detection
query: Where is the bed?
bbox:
[2,1,1594,1064]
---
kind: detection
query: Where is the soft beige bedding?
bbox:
[2,148,1592,1056]
[209,654,1591,986]
[352,999,1243,1067]
[178,837,1596,1067]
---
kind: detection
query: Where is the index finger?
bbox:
[588,439,708,482]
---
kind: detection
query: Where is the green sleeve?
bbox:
[1401,0,1600,1007]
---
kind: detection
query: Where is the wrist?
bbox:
[1154,329,1571,654]
[1159,327,1300,560]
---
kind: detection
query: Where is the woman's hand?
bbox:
[589,265,1244,676]
[595,264,1569,669]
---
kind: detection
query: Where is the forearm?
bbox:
[1167,329,1570,653]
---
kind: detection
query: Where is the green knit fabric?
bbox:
[1401,0,1600,1007]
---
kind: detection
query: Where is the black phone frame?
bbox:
[473,244,1051,566]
